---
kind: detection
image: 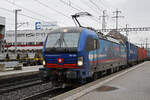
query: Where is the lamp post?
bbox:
[15,9,21,53]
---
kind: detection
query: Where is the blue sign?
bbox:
[35,22,41,30]
[35,21,57,30]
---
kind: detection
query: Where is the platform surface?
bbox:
[0,65,42,79]
[76,61,150,100]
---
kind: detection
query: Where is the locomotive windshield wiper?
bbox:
[53,38,61,48]
[53,33,68,48]
[62,38,68,48]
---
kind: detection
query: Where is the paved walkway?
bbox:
[77,61,150,100]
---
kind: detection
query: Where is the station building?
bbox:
[4,21,58,51]
[5,29,52,50]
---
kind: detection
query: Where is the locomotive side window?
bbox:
[85,37,99,51]
[94,39,96,49]
[94,39,100,49]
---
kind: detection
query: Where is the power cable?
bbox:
[89,0,103,12]
[59,0,100,24]
[80,0,100,14]
[87,0,115,29]
[59,0,81,12]
[5,0,54,21]
[98,0,109,8]
[69,0,100,23]
[0,7,47,22]
[34,0,71,19]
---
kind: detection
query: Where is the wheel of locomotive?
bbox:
[109,68,113,74]
[93,72,98,81]
[42,77,49,82]
[39,74,50,82]
[112,68,116,73]
[51,80,64,87]
[106,69,111,75]
[116,67,119,72]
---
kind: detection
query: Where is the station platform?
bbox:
[76,61,150,100]
[50,61,150,100]
[0,65,42,79]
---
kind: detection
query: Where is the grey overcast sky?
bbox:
[0,0,150,46]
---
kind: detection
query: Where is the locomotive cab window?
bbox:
[45,32,80,53]
[85,37,99,52]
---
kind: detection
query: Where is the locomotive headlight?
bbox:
[43,60,46,65]
[77,57,83,66]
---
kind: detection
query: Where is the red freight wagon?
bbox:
[138,47,144,62]
[143,49,147,60]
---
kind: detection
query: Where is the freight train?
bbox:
[39,27,150,86]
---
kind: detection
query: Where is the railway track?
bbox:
[0,81,50,100]
[21,87,72,100]
[0,80,72,100]
[0,71,73,100]
[0,74,40,90]
[0,79,42,94]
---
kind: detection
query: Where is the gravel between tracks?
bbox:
[0,82,52,100]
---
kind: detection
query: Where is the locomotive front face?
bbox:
[40,27,86,83]
[43,28,83,68]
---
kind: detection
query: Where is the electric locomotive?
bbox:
[39,27,127,85]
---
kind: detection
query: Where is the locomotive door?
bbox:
[86,37,99,72]
[92,39,98,70]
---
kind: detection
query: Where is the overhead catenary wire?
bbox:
[1,0,113,29]
[59,0,100,24]
[0,7,47,22]
[79,0,114,29]
[83,0,114,29]
[59,0,81,12]
[98,0,109,8]
[89,0,103,12]
[70,0,101,23]
[79,0,108,27]
[66,0,89,13]
[59,0,113,29]
[34,0,71,19]
[5,0,54,21]
[79,0,100,14]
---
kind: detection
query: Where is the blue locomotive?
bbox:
[39,27,127,84]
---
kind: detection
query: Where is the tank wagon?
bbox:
[39,27,127,85]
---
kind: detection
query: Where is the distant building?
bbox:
[0,16,5,52]
[5,29,52,50]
